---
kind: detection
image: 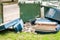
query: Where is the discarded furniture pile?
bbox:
[0,1,60,33]
[19,1,59,33]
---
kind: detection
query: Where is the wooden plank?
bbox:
[35,22,57,31]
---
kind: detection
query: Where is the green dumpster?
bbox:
[19,2,41,22]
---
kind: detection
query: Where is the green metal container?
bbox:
[19,2,41,22]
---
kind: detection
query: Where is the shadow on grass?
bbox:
[0,29,15,35]
[35,31,59,35]
[0,29,59,35]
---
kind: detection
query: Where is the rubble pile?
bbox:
[22,22,36,33]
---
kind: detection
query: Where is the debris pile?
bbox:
[22,22,36,33]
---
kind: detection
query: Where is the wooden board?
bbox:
[3,3,20,23]
[35,18,57,32]
[35,22,57,32]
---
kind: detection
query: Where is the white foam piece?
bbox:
[25,1,35,3]
[35,21,57,24]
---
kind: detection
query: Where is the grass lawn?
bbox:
[0,30,60,40]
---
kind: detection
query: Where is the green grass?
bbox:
[0,30,60,40]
